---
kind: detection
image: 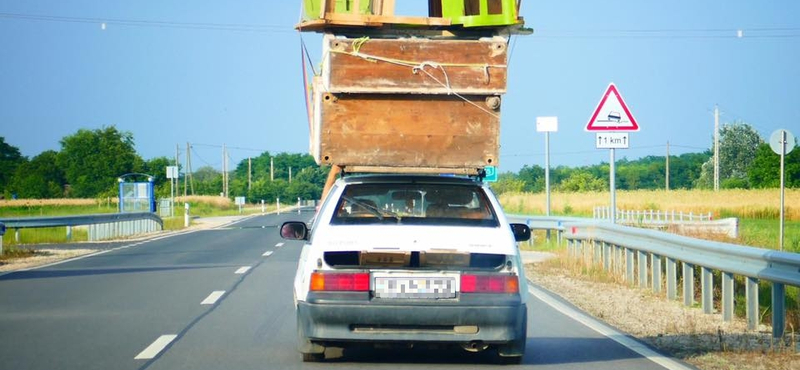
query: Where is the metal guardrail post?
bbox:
[15,228,20,243]
[638,250,648,288]
[625,248,635,284]
[772,282,785,338]
[652,254,662,294]
[722,272,734,321]
[701,267,714,314]
[683,262,694,306]
[602,242,611,272]
[66,226,72,241]
[746,277,759,330]
[666,257,677,300]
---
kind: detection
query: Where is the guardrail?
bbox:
[507,215,799,339]
[592,207,738,238]
[0,212,163,246]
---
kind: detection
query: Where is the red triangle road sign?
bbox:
[586,83,640,132]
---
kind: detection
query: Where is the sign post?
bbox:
[770,129,796,251]
[586,83,639,224]
[536,116,558,241]
[166,166,178,217]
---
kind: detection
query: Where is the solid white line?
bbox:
[235,266,251,274]
[527,283,695,370]
[275,242,284,248]
[201,290,226,305]
[134,334,177,360]
[262,251,273,257]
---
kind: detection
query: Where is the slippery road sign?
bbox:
[586,83,639,132]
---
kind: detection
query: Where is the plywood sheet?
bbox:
[315,93,500,169]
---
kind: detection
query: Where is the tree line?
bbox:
[0,122,796,201]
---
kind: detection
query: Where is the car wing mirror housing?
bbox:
[510,223,531,242]
[280,221,309,241]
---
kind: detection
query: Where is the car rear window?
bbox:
[330,183,499,227]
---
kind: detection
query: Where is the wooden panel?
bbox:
[316,94,500,169]
[326,37,508,94]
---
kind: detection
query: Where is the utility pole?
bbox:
[222,144,227,197]
[248,157,252,191]
[186,142,194,196]
[289,167,292,183]
[714,105,720,191]
[666,141,670,191]
[175,144,180,201]
[270,157,274,182]
[184,142,189,197]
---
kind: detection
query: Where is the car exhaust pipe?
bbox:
[461,341,488,353]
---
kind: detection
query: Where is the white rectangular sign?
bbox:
[166,166,178,179]
[235,196,246,205]
[536,116,558,132]
[596,133,629,149]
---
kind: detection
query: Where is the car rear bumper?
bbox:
[297,294,527,344]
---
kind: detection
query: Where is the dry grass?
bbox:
[0,198,112,207]
[175,195,232,208]
[500,189,800,220]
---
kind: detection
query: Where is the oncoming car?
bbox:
[280,174,531,363]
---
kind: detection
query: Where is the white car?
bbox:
[280,174,531,363]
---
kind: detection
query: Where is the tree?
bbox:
[696,121,763,189]
[0,137,25,196]
[57,127,144,198]
[8,150,65,198]
[192,166,222,196]
[491,172,526,195]
[748,142,800,188]
[557,171,606,192]
[143,156,173,197]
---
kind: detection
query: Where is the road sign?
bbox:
[536,116,558,132]
[770,129,795,155]
[166,166,178,179]
[586,83,639,132]
[596,133,629,149]
[484,166,498,182]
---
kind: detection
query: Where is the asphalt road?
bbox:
[0,212,693,370]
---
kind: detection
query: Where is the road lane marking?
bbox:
[275,242,284,248]
[262,251,273,257]
[235,266,251,274]
[134,334,177,360]
[527,283,694,370]
[201,291,226,305]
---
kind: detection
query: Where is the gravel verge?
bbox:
[525,254,800,370]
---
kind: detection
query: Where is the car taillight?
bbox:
[310,272,370,291]
[460,274,519,294]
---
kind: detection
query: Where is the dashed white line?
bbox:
[134,334,177,360]
[235,266,251,274]
[262,251,273,257]
[275,242,284,248]
[200,291,226,305]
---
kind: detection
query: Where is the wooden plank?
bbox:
[315,94,500,169]
[322,13,451,27]
[325,37,507,94]
[347,166,480,175]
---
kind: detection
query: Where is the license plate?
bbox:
[374,277,456,299]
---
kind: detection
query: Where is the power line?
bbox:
[0,11,295,33]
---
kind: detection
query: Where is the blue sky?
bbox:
[1,1,798,174]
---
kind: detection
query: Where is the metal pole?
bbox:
[545,131,551,241]
[610,148,616,224]
[780,130,786,251]
[714,105,720,191]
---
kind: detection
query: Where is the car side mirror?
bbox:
[280,221,309,241]
[510,223,531,242]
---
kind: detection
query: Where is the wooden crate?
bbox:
[309,35,508,173]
